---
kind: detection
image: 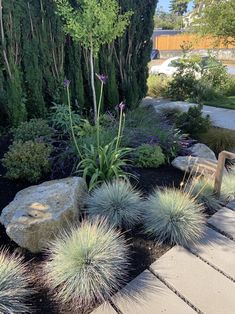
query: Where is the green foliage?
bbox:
[1,0,156,126]
[134,144,165,168]
[147,75,170,98]
[198,127,235,155]
[44,219,129,307]
[185,177,222,211]
[86,180,143,228]
[77,140,132,190]
[154,9,183,30]
[170,0,190,15]
[0,250,32,314]
[49,103,80,135]
[175,105,211,139]
[12,119,53,143]
[143,188,206,246]
[192,0,235,46]
[167,55,231,103]
[54,0,132,55]
[2,141,52,182]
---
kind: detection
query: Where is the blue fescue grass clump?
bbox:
[185,177,222,211]
[43,219,129,308]
[143,188,206,246]
[0,250,32,314]
[86,180,143,229]
[220,167,235,201]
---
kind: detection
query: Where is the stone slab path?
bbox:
[143,97,235,131]
[92,204,235,314]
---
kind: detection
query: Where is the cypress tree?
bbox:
[0,0,157,126]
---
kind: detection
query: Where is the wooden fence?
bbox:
[155,34,235,51]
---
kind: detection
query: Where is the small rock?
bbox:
[0,177,87,253]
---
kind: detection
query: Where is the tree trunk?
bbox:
[90,44,97,123]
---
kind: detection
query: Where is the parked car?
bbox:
[149,56,220,77]
[151,49,160,60]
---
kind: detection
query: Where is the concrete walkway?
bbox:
[92,201,235,314]
[143,97,235,131]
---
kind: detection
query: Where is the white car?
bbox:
[150,57,181,76]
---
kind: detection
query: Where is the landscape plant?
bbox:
[2,141,52,182]
[185,177,222,212]
[143,188,206,246]
[43,219,129,308]
[12,119,53,143]
[134,144,165,168]
[198,127,235,155]
[0,250,32,314]
[86,180,143,228]
[54,0,132,122]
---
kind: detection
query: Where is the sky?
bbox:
[157,0,194,12]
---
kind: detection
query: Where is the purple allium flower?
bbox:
[96,73,108,84]
[64,79,71,88]
[119,101,126,111]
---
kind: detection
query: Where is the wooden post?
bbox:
[214,151,235,197]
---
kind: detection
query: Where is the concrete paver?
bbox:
[143,97,235,131]
[112,270,196,314]
[151,246,235,314]
[208,207,235,239]
[227,199,235,211]
[187,226,235,280]
[92,302,117,314]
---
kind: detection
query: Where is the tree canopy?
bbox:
[170,0,190,16]
[192,0,235,45]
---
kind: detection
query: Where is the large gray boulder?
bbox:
[172,156,218,177]
[171,143,218,177]
[190,143,216,161]
[0,177,87,253]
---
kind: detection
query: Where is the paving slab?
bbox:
[227,199,235,211]
[143,97,235,130]
[112,270,195,314]
[208,207,235,239]
[151,246,235,314]
[91,302,117,314]
[187,226,235,280]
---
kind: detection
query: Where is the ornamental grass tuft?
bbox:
[185,177,222,211]
[43,219,129,308]
[0,250,32,314]
[221,173,235,201]
[143,188,206,246]
[86,180,143,228]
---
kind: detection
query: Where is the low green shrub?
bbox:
[159,106,183,124]
[12,119,53,143]
[0,250,32,314]
[44,219,129,308]
[198,127,235,155]
[49,103,80,135]
[147,75,170,98]
[133,144,165,168]
[86,180,143,228]
[185,177,222,211]
[2,141,52,182]
[143,188,206,246]
[175,105,211,139]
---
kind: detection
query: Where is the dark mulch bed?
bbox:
[0,134,185,313]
